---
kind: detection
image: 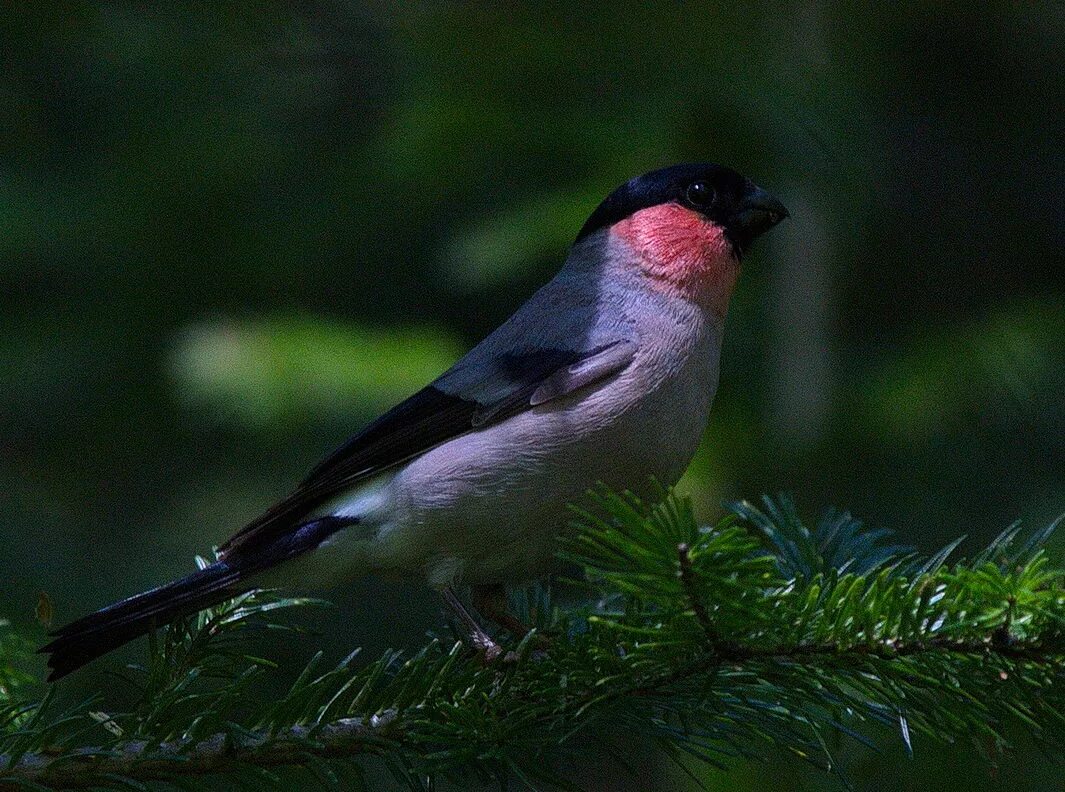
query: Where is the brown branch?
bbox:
[627,636,1065,702]
[676,543,717,644]
[2,637,1062,789]
[0,712,398,790]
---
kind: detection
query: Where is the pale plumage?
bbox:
[303,235,725,587]
[42,163,787,679]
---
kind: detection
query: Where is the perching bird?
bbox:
[41,163,787,679]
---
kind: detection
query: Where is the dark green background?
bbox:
[3,3,1063,789]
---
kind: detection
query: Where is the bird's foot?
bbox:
[471,632,504,663]
[471,584,554,647]
[441,586,553,665]
[441,586,505,663]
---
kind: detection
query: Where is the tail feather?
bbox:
[39,515,357,682]
[40,562,246,681]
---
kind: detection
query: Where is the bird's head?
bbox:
[576,164,788,316]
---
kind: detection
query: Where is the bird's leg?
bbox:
[471,584,538,641]
[440,587,501,662]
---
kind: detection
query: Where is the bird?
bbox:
[41,163,788,680]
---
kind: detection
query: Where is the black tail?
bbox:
[39,515,357,681]
[40,561,248,681]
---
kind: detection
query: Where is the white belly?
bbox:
[276,306,724,592]
[332,325,722,587]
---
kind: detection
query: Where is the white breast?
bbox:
[332,303,725,588]
[279,256,727,591]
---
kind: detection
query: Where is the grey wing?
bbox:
[529,340,638,407]
[217,336,635,557]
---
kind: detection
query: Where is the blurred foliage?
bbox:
[2,1,1062,790]
[860,299,1064,445]
[0,621,34,702]
[169,317,462,427]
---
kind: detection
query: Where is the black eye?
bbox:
[686,181,714,207]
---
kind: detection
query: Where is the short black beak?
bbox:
[729,183,788,251]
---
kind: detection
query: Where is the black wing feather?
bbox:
[303,386,478,485]
[219,348,587,557]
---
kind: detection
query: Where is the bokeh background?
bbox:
[3,2,1063,789]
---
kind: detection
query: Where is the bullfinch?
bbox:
[42,163,787,678]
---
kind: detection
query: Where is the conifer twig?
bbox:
[0,491,1062,790]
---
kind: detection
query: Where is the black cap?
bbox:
[576,163,788,255]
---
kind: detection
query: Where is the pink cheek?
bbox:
[612,204,738,310]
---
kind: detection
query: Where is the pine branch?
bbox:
[2,491,1063,790]
[2,713,397,789]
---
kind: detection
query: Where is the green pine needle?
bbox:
[1,490,1062,790]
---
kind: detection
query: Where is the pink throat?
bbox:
[611,203,739,316]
